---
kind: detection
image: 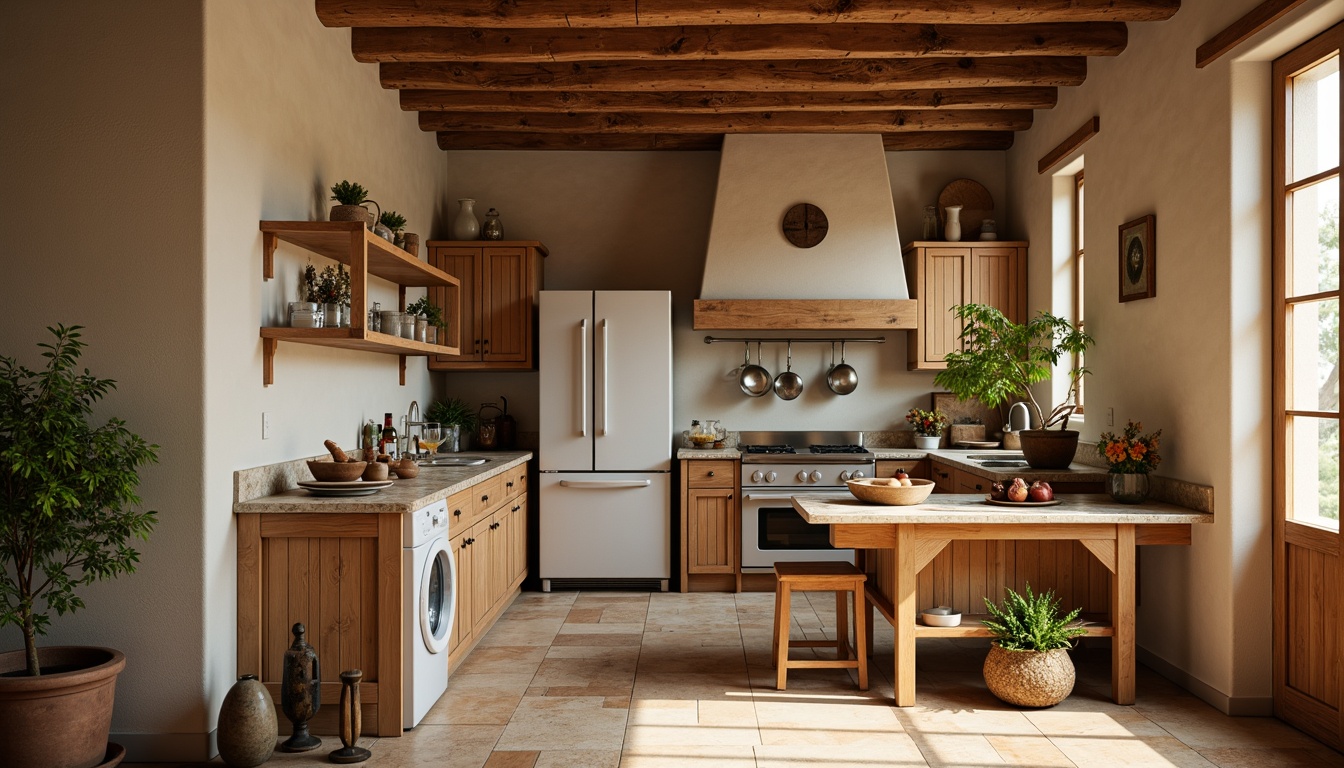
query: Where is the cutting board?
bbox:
[937,178,995,238]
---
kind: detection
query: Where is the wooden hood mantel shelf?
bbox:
[692,299,918,331]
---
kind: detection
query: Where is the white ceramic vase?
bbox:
[913,435,941,450]
[944,205,963,242]
[452,198,480,240]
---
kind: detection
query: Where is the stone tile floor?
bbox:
[134,591,1344,767]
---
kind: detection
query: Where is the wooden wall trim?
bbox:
[1196,0,1310,69]
[1037,115,1099,174]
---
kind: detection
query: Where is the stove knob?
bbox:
[839,470,851,481]
[765,471,778,483]
[810,471,823,483]
[751,470,765,483]
[852,470,866,480]
[797,471,809,483]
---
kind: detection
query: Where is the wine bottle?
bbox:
[380,413,398,458]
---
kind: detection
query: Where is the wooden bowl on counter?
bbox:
[307,459,367,482]
[846,477,935,506]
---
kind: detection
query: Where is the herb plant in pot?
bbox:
[981,585,1086,707]
[427,397,477,453]
[405,296,446,345]
[329,180,377,226]
[0,326,159,768]
[933,304,1093,469]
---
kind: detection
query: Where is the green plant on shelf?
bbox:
[329,180,369,205]
[982,585,1086,652]
[405,296,446,331]
[427,397,477,431]
[379,210,407,234]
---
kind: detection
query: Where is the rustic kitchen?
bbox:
[3,1,1341,767]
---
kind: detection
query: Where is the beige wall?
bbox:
[0,0,209,756]
[3,0,447,761]
[437,149,1007,437]
[1005,0,1342,712]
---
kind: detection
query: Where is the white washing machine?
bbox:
[403,499,455,729]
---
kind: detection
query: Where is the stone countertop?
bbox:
[678,446,1106,482]
[791,492,1213,526]
[676,447,741,460]
[233,452,532,515]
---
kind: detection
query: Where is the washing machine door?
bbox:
[420,537,456,654]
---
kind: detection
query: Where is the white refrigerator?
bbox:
[539,291,673,590]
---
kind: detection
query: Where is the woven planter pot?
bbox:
[329,204,372,225]
[983,643,1074,707]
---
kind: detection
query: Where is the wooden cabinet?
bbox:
[680,459,740,592]
[257,221,462,386]
[876,459,931,481]
[427,241,546,371]
[930,460,957,493]
[902,241,1027,370]
[508,493,527,586]
[449,527,473,654]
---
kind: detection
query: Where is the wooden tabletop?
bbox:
[790,492,1213,526]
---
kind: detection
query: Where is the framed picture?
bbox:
[1118,215,1156,302]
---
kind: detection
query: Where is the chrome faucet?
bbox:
[404,400,428,459]
[1006,402,1031,433]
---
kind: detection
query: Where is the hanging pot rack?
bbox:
[703,335,885,346]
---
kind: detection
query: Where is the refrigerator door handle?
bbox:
[578,319,588,437]
[559,479,652,489]
[597,318,608,437]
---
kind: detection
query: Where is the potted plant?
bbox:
[933,304,1093,469]
[405,296,446,345]
[427,397,477,452]
[1097,420,1163,503]
[0,325,159,768]
[981,585,1086,708]
[905,407,949,450]
[379,210,408,247]
[309,264,351,328]
[329,180,378,226]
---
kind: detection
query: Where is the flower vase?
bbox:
[913,435,941,450]
[944,205,963,242]
[452,198,480,240]
[1108,473,1150,504]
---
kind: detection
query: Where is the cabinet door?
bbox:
[876,459,931,480]
[450,529,473,653]
[470,517,494,633]
[969,246,1027,324]
[686,488,735,574]
[930,461,957,494]
[490,509,511,605]
[921,247,970,365]
[482,247,530,363]
[954,469,990,495]
[431,247,482,363]
[509,493,527,586]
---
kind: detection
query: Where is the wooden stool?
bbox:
[771,561,868,691]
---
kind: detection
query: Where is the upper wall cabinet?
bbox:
[427,241,547,371]
[902,241,1027,371]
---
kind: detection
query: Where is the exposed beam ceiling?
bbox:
[316,1,1181,151]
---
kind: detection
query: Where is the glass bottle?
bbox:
[379,413,398,458]
[922,206,938,240]
[482,208,504,240]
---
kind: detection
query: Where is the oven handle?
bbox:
[742,492,808,501]
[559,480,652,489]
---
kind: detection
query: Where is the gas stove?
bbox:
[738,431,874,487]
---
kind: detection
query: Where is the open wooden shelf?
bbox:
[260,327,461,356]
[913,613,1113,639]
[693,299,918,330]
[260,221,458,287]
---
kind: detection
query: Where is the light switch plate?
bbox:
[1107,407,1114,427]
[262,411,272,440]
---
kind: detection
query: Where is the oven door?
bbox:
[740,491,854,571]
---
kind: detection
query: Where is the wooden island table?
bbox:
[790,492,1213,707]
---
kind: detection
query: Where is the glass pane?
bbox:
[1290,298,1339,411]
[427,555,443,633]
[1289,177,1340,295]
[1076,176,1085,250]
[1292,54,1340,182]
[1289,415,1340,527]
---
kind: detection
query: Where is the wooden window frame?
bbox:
[1074,170,1085,415]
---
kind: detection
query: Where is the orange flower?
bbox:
[1129,443,1147,461]
[1105,442,1127,463]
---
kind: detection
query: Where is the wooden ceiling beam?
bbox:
[400,86,1059,113]
[419,108,1033,133]
[381,57,1087,91]
[319,0,1179,28]
[352,23,1127,63]
[435,130,1014,151]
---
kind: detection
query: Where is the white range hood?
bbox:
[694,134,917,330]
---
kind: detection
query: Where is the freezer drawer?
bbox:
[539,473,671,580]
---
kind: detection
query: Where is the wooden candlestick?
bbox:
[329,669,371,764]
[278,623,321,752]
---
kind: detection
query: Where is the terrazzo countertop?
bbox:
[678,446,1106,482]
[676,447,741,460]
[791,492,1214,526]
[232,452,532,515]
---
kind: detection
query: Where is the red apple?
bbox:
[1006,478,1030,503]
[1028,480,1054,502]
[989,481,1006,501]
[894,469,909,481]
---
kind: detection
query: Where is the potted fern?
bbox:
[981,585,1086,707]
[329,180,379,227]
[427,398,477,452]
[0,325,159,768]
[933,304,1093,469]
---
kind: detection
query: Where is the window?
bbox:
[1276,33,1342,528]
[1074,171,1085,414]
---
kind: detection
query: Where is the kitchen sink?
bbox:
[975,460,1030,468]
[419,456,489,467]
[965,453,1025,460]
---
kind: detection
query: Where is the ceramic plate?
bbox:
[957,440,1001,449]
[983,497,1063,507]
[297,480,394,490]
[300,486,387,497]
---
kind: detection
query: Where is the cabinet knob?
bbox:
[454,509,462,517]
[707,470,715,477]
[974,483,983,491]
[492,522,500,530]
[482,494,489,502]
[512,505,520,512]
[507,481,514,488]
[461,540,468,549]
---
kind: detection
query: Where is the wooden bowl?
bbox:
[391,459,420,479]
[846,477,935,506]
[307,459,367,482]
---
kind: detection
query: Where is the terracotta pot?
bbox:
[983,643,1075,707]
[1017,429,1079,469]
[0,646,126,768]
[329,204,372,226]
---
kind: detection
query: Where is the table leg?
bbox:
[894,525,917,706]
[776,581,792,690]
[1112,524,1136,705]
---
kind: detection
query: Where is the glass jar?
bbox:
[289,301,320,328]
[1108,473,1150,504]
[922,205,938,240]
[380,310,401,336]
[482,208,504,240]
[399,314,416,340]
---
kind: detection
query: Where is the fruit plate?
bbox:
[983,497,1063,507]
[298,480,394,490]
